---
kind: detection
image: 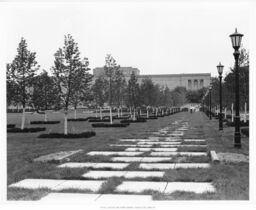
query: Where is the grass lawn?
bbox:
[7,110,249,200]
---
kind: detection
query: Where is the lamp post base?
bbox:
[234,132,241,148]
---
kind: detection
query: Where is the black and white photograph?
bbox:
[1,0,256,208]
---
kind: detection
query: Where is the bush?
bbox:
[241,128,249,137]
[120,119,147,123]
[88,119,110,122]
[30,121,60,124]
[91,123,129,128]
[8,127,46,133]
[7,124,15,128]
[67,118,88,121]
[226,120,249,127]
[38,131,96,138]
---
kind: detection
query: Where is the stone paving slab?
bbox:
[175,163,210,169]
[120,139,159,142]
[33,150,83,163]
[111,157,144,162]
[217,152,249,163]
[54,180,104,192]
[150,152,207,156]
[139,163,210,170]
[83,171,165,179]
[87,151,144,156]
[115,181,167,193]
[9,179,105,192]
[137,142,182,145]
[58,162,129,169]
[125,148,178,152]
[109,144,152,147]
[164,182,215,194]
[139,163,175,170]
[184,139,206,142]
[111,157,172,163]
[148,137,182,140]
[110,144,205,148]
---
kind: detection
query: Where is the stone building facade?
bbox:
[93,67,211,91]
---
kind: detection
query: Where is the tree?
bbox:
[31,70,60,121]
[127,71,140,119]
[171,87,187,106]
[52,34,91,134]
[104,54,120,124]
[92,76,109,119]
[70,58,93,119]
[7,38,39,129]
[186,87,207,103]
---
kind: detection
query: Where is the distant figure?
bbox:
[190,108,193,114]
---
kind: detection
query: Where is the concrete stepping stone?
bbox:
[9,179,105,192]
[139,163,175,170]
[148,137,182,140]
[115,181,167,193]
[175,163,210,169]
[125,148,177,152]
[137,142,182,145]
[120,139,159,142]
[87,151,144,156]
[58,162,129,169]
[111,157,172,163]
[150,152,207,156]
[83,171,165,179]
[141,157,173,162]
[184,139,205,142]
[110,144,153,148]
[164,182,215,194]
[83,170,126,178]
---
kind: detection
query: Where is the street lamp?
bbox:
[230,28,243,148]
[217,62,224,130]
[209,85,212,120]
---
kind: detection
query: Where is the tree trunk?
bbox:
[110,107,113,124]
[100,107,102,120]
[156,108,158,116]
[147,108,149,119]
[224,107,227,119]
[231,103,234,122]
[120,107,123,117]
[129,107,132,116]
[95,109,98,118]
[74,109,77,119]
[118,108,120,118]
[133,109,136,121]
[44,112,48,122]
[21,107,25,130]
[244,102,247,122]
[64,110,68,135]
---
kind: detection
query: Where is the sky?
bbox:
[0,1,254,78]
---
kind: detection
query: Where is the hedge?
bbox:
[38,131,96,138]
[30,121,60,124]
[67,118,88,121]
[7,124,15,128]
[226,121,249,127]
[241,128,249,137]
[120,119,147,123]
[8,127,46,133]
[91,123,129,128]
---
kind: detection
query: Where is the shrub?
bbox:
[67,118,88,121]
[120,119,147,123]
[8,127,46,133]
[7,124,15,128]
[88,119,110,122]
[38,131,96,138]
[241,128,249,137]
[91,123,129,128]
[30,121,60,124]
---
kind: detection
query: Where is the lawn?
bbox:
[6,110,249,200]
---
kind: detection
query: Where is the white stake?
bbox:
[224,107,227,119]
[231,103,234,122]
[21,107,25,130]
[100,107,102,120]
[244,102,247,123]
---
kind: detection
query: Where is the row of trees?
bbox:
[204,48,249,111]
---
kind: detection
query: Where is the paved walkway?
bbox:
[9,113,216,202]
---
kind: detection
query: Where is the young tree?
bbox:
[127,71,140,120]
[104,54,120,124]
[52,34,91,134]
[92,76,109,119]
[7,38,39,129]
[70,58,93,119]
[31,70,60,121]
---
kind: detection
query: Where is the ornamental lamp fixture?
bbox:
[229,28,243,50]
[217,62,224,76]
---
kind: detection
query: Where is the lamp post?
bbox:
[217,62,224,130]
[230,28,243,148]
[209,85,212,120]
